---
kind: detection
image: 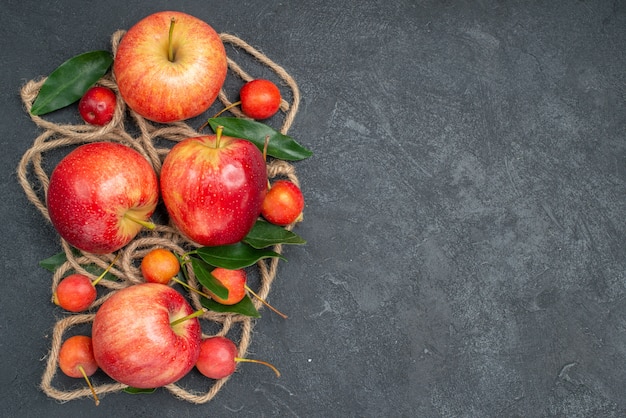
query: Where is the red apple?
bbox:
[46,142,159,254]
[159,130,267,246]
[113,11,227,123]
[92,283,202,388]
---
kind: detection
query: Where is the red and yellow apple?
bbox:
[113,11,227,123]
[92,283,202,388]
[159,131,267,246]
[46,142,159,254]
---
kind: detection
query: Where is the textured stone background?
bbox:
[1,1,625,417]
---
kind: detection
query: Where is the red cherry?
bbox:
[261,180,305,226]
[59,335,98,378]
[53,274,97,312]
[58,335,100,405]
[196,336,280,380]
[196,336,238,379]
[140,248,181,285]
[208,268,247,305]
[239,79,281,120]
[78,86,116,125]
[53,255,119,312]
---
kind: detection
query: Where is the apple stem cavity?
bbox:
[92,253,121,287]
[168,17,177,62]
[78,364,100,406]
[245,285,288,319]
[235,356,281,378]
[123,213,156,230]
[170,308,206,327]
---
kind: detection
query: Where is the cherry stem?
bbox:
[235,357,281,377]
[168,17,176,62]
[171,276,212,299]
[245,285,288,319]
[123,213,156,230]
[91,253,120,287]
[213,101,241,119]
[170,308,206,327]
[78,365,100,406]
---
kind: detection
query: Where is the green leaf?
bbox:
[208,117,313,161]
[201,295,261,318]
[193,242,286,270]
[189,257,229,300]
[39,251,116,281]
[124,387,156,394]
[243,220,306,249]
[30,50,113,116]
[39,252,68,272]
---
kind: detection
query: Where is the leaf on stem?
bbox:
[189,257,229,300]
[193,242,286,270]
[243,220,306,249]
[39,252,69,272]
[200,295,261,318]
[208,117,313,161]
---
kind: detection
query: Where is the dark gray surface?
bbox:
[2,1,625,417]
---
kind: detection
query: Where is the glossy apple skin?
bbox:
[196,336,238,379]
[46,142,159,254]
[113,11,227,123]
[160,135,267,246]
[92,283,202,388]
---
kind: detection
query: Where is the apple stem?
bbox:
[168,17,176,62]
[170,308,206,327]
[91,253,120,287]
[215,125,224,148]
[245,285,288,319]
[171,276,213,299]
[78,365,100,406]
[235,357,281,378]
[123,213,156,230]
